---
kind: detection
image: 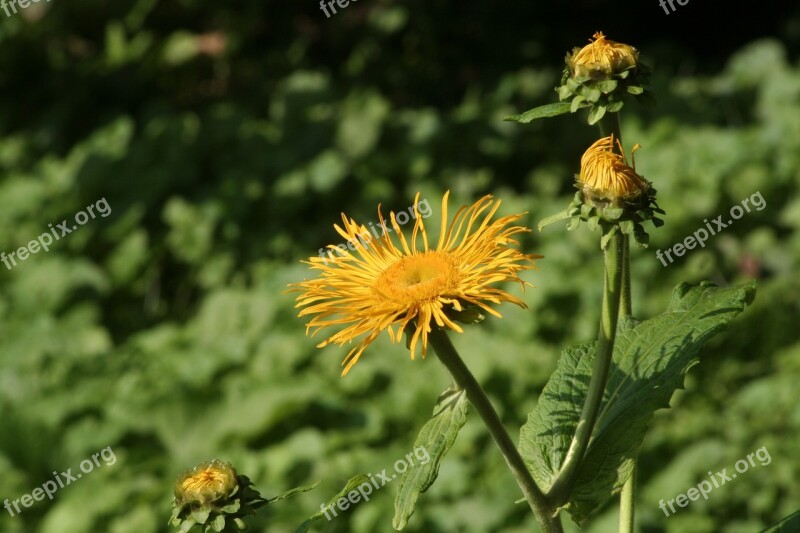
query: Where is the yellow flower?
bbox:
[174,460,238,506]
[291,192,541,376]
[578,134,648,200]
[568,31,638,78]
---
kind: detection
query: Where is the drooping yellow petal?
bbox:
[578,134,648,200]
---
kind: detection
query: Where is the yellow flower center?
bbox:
[375,252,460,304]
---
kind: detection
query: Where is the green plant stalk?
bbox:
[598,112,632,316]
[546,230,624,505]
[619,462,636,533]
[620,235,632,316]
[428,328,563,533]
[600,110,636,529]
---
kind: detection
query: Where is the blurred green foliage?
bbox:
[0,1,798,532]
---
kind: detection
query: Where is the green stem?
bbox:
[621,235,632,317]
[598,111,622,140]
[600,110,636,530]
[429,328,563,533]
[619,462,636,533]
[546,231,624,504]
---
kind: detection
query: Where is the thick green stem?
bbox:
[429,328,563,533]
[619,462,636,533]
[546,231,624,504]
[600,110,636,529]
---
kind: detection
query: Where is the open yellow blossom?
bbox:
[291,192,541,376]
[568,31,638,78]
[174,460,238,506]
[578,134,648,200]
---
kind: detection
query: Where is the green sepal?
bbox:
[446,302,486,325]
[571,95,587,113]
[596,79,618,94]
[587,105,607,125]
[607,100,624,113]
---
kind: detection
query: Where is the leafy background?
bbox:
[0,1,798,532]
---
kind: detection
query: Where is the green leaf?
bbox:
[570,95,586,113]
[295,476,371,533]
[537,208,573,232]
[579,85,602,103]
[393,387,470,530]
[267,481,320,504]
[504,102,573,123]
[597,79,618,94]
[191,509,211,525]
[626,85,644,95]
[600,225,618,249]
[602,207,624,220]
[762,509,800,532]
[557,84,573,101]
[587,105,607,125]
[607,100,624,113]
[519,282,756,525]
[210,515,226,532]
[633,223,650,247]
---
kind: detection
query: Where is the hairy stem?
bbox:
[546,231,624,504]
[600,110,637,528]
[429,328,563,533]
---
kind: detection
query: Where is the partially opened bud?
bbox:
[175,460,239,507]
[170,460,266,532]
[567,31,638,80]
[578,134,648,203]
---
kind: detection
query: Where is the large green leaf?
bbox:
[761,509,800,532]
[519,281,756,525]
[393,387,470,530]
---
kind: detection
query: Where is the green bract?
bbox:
[539,184,664,249]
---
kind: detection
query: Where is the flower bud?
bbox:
[578,134,648,203]
[170,460,266,532]
[567,31,638,80]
